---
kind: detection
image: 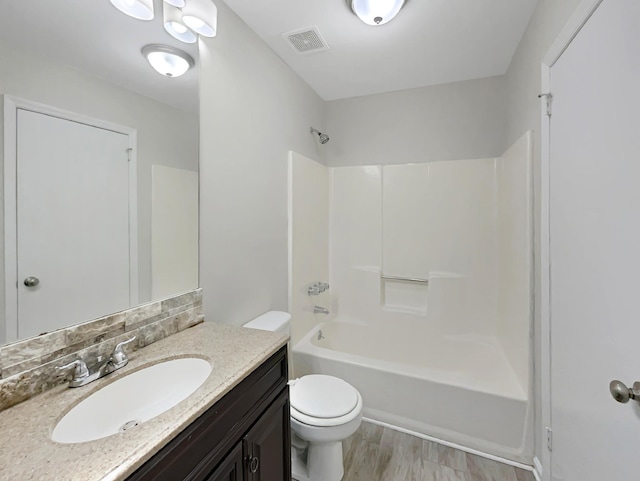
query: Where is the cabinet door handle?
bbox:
[249,456,259,473]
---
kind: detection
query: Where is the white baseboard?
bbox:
[363,417,536,475]
[533,456,543,481]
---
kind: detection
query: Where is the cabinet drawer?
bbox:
[127,346,287,481]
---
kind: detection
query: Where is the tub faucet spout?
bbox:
[313,306,329,315]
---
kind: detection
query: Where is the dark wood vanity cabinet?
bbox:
[127,346,291,481]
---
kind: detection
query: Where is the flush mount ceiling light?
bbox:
[142,45,195,78]
[350,0,406,26]
[109,0,154,21]
[182,0,217,37]
[163,3,197,44]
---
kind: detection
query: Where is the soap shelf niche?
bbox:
[380,274,428,316]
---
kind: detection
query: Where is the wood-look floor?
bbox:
[296,421,536,481]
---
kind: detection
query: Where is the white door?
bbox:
[550,0,640,479]
[16,109,131,338]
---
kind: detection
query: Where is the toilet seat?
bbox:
[289,375,363,427]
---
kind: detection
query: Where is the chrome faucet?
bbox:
[308,282,330,296]
[57,336,137,388]
[313,306,329,315]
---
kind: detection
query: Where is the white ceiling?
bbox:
[1,0,538,111]
[222,0,539,101]
[0,0,199,113]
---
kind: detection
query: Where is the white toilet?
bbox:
[244,311,363,481]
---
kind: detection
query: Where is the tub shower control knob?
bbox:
[308,282,330,296]
[609,380,640,404]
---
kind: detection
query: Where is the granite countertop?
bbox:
[0,322,288,481]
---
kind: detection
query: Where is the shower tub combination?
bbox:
[288,133,533,463]
[292,320,530,462]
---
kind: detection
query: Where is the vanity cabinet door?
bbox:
[205,443,243,481]
[243,389,291,481]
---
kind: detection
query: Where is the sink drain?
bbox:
[119,419,141,432]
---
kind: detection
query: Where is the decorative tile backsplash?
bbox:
[0,288,203,410]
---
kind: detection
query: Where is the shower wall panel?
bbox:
[288,152,329,348]
[496,132,533,388]
[382,160,498,333]
[329,166,382,324]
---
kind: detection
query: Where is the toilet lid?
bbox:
[290,375,359,419]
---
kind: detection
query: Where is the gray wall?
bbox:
[198,1,325,326]
[325,75,507,166]
[504,0,582,463]
[0,39,198,343]
[198,0,584,466]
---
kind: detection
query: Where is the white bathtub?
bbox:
[292,321,530,463]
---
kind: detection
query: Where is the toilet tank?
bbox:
[243,311,291,336]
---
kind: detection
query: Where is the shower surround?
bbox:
[288,132,533,463]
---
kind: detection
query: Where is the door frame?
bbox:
[2,95,139,342]
[539,1,604,479]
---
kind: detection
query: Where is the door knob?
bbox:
[23,277,40,287]
[609,380,640,404]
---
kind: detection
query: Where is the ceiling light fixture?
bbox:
[182,0,217,38]
[163,3,197,44]
[142,45,195,78]
[109,0,154,21]
[163,0,186,7]
[350,0,405,26]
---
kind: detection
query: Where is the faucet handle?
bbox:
[56,359,89,380]
[110,336,137,367]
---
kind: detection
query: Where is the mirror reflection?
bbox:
[0,0,199,345]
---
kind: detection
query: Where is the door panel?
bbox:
[243,390,291,481]
[550,0,640,479]
[16,109,131,338]
[205,443,243,481]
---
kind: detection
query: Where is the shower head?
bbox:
[310,127,330,145]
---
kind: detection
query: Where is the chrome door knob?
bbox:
[609,380,640,404]
[23,276,40,287]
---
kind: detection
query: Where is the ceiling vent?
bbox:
[283,26,329,54]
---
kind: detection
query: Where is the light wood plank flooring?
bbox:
[296,421,536,481]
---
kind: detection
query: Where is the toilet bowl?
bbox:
[243,311,363,481]
[289,374,363,481]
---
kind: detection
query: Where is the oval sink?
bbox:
[52,357,211,444]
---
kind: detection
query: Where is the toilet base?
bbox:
[291,441,345,481]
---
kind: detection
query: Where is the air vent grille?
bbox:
[283,26,329,54]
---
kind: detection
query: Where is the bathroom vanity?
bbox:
[0,322,290,481]
[127,345,290,481]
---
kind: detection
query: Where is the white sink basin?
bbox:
[52,357,212,444]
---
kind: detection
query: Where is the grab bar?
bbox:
[381,274,429,284]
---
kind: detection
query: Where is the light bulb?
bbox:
[351,0,405,26]
[163,3,197,44]
[109,0,154,21]
[171,21,188,34]
[181,0,217,37]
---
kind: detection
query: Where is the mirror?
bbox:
[0,0,199,345]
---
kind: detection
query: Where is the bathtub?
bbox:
[292,321,530,463]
